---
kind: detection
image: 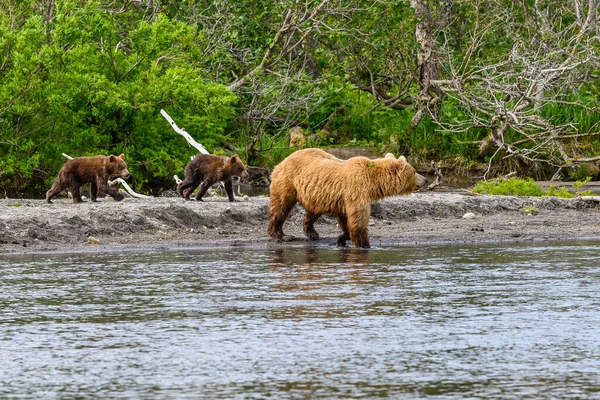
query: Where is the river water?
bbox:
[1,241,600,399]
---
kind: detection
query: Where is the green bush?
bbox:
[472,177,594,198]
[473,177,545,196]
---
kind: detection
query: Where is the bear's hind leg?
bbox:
[178,177,200,200]
[46,180,64,203]
[195,179,215,201]
[183,187,194,199]
[268,190,297,241]
[303,211,321,240]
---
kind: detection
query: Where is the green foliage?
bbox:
[473,177,594,198]
[1,1,599,196]
[473,178,545,197]
[544,185,573,198]
[259,147,297,169]
[0,1,236,193]
[569,164,595,181]
[571,177,594,197]
[520,206,537,214]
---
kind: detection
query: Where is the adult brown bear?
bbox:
[268,148,427,248]
[177,154,250,202]
[46,154,131,204]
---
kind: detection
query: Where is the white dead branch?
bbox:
[162,109,228,196]
[426,161,443,191]
[62,153,151,199]
[580,196,600,203]
[160,109,209,155]
[107,178,152,199]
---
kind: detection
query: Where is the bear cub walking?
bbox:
[178,154,250,202]
[46,154,131,204]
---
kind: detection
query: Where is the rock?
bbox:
[462,212,476,219]
[87,236,101,245]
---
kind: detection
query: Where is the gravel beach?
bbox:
[1,191,599,254]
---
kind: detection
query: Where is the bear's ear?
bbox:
[392,157,407,175]
[119,153,125,160]
[230,154,239,164]
[384,153,396,159]
[109,155,116,162]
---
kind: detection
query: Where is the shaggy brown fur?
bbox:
[46,154,131,204]
[268,148,427,248]
[177,154,250,202]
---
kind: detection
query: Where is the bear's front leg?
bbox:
[69,182,84,204]
[223,179,237,202]
[346,206,371,248]
[336,215,350,246]
[350,228,370,248]
[97,181,124,201]
[91,181,99,202]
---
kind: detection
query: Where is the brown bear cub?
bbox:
[177,154,250,202]
[46,154,131,204]
[268,148,427,248]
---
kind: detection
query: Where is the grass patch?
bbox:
[521,206,537,214]
[472,177,594,198]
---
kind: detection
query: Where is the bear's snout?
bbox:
[121,170,131,179]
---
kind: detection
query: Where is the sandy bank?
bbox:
[1,192,599,254]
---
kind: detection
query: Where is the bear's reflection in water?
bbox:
[269,246,371,268]
[267,246,371,319]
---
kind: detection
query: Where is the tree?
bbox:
[428,0,600,178]
[0,0,236,194]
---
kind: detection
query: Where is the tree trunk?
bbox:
[409,0,441,128]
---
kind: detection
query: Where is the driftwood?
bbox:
[426,161,443,191]
[580,196,600,203]
[160,109,209,155]
[61,153,151,199]
[107,178,152,199]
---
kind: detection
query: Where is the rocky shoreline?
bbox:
[1,192,599,254]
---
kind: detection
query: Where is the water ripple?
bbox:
[2,241,600,398]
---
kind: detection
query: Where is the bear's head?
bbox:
[395,155,427,193]
[106,154,131,179]
[376,154,427,196]
[225,155,250,179]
